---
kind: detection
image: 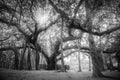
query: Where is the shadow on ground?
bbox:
[0,68,120,80]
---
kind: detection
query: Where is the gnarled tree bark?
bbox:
[46,57,56,70]
[89,34,104,77]
[91,53,104,77]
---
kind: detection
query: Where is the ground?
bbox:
[0,68,120,80]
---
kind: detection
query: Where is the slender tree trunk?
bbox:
[116,51,120,71]
[89,55,92,71]
[60,18,66,72]
[118,60,120,71]
[78,52,81,72]
[19,45,27,70]
[27,48,32,70]
[103,55,107,71]
[60,48,66,72]
[20,52,25,69]
[27,52,32,70]
[109,54,113,71]
[40,54,43,64]
[11,42,19,69]
[14,49,19,70]
[61,54,66,72]
[35,51,40,70]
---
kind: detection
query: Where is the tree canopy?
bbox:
[0,0,120,78]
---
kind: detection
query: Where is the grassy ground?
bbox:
[0,68,120,80]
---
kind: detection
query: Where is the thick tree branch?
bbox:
[74,0,84,17]
[36,43,49,60]
[48,0,70,20]
[49,0,120,36]
[63,36,80,42]
[0,45,35,52]
[0,46,23,51]
[37,15,61,35]
[103,49,116,54]
[0,2,17,14]
[26,25,34,34]
[0,18,28,37]
[70,20,120,36]
[0,35,11,42]
[63,45,90,51]
[57,49,89,61]
[57,50,78,61]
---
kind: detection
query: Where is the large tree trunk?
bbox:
[88,34,104,77]
[91,53,104,77]
[46,58,56,70]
